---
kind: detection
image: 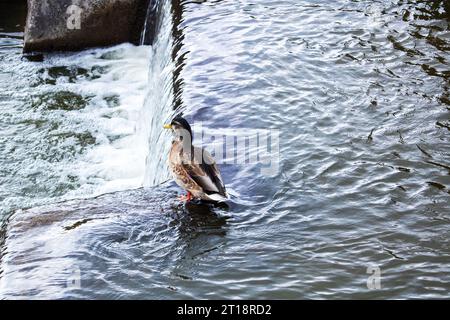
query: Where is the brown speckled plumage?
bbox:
[168,140,229,202]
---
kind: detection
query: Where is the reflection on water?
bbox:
[1,0,450,299]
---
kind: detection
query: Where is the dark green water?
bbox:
[0,0,449,299]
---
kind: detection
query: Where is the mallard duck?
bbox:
[163,115,230,202]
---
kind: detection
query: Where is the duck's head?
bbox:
[163,115,193,143]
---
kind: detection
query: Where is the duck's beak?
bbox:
[163,124,172,129]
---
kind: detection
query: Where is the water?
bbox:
[0,0,449,299]
[140,0,163,45]
[143,0,175,187]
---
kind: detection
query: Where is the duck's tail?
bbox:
[206,192,230,203]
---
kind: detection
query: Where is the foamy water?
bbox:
[0,43,156,218]
[47,45,153,197]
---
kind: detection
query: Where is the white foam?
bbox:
[40,44,154,198]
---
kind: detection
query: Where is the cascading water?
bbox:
[141,0,175,187]
[140,0,162,46]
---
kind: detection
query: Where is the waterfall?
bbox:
[140,0,162,46]
[139,0,175,187]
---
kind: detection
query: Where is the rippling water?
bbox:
[1,0,449,299]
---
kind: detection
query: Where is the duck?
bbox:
[163,115,230,202]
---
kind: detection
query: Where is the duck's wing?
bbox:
[182,146,227,196]
[171,160,203,195]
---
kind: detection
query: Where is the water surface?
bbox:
[0,0,449,299]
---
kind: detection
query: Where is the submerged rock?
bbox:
[24,0,150,53]
[0,186,229,299]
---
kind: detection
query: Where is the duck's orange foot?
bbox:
[177,192,192,202]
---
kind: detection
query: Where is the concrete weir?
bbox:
[0,186,176,299]
[23,0,151,52]
[0,185,228,299]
